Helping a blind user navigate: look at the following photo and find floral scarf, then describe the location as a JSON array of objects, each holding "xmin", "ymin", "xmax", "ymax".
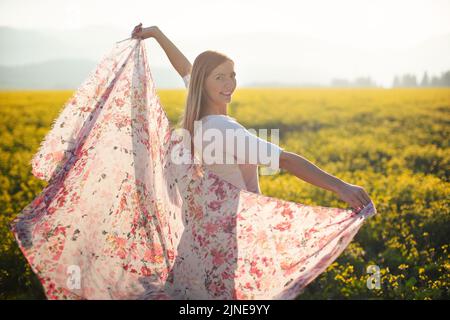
[{"xmin": 10, "ymin": 38, "xmax": 377, "ymax": 300}]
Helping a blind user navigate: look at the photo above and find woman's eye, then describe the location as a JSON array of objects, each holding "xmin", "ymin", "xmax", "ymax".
[{"xmin": 216, "ymin": 75, "xmax": 235, "ymax": 80}]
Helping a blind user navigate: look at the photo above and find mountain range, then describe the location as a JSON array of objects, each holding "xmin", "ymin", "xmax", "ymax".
[{"xmin": 1, "ymin": 26, "xmax": 449, "ymax": 89}]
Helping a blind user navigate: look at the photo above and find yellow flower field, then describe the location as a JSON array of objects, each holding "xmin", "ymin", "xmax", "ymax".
[{"xmin": 0, "ymin": 88, "xmax": 448, "ymax": 299}]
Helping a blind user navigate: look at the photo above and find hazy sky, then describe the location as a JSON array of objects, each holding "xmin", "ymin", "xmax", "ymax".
[
  {"xmin": 1, "ymin": 0, "xmax": 449, "ymax": 88},
  {"xmin": 2, "ymin": 0, "xmax": 450, "ymax": 50}
]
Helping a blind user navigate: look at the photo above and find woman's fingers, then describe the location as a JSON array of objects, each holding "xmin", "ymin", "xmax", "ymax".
[
  {"xmin": 131, "ymin": 23, "xmax": 143, "ymax": 38},
  {"xmin": 355, "ymin": 191, "xmax": 367, "ymax": 207},
  {"xmin": 337, "ymin": 182, "xmax": 372, "ymax": 210},
  {"xmin": 338, "ymin": 190, "xmax": 358, "ymax": 209},
  {"xmin": 352, "ymin": 187, "xmax": 370, "ymax": 208},
  {"xmin": 360, "ymin": 189, "xmax": 372, "ymax": 206},
  {"xmin": 132, "ymin": 32, "xmax": 143, "ymax": 39},
  {"xmin": 355, "ymin": 190, "xmax": 368, "ymax": 209},
  {"xmin": 346, "ymin": 194, "xmax": 361, "ymax": 210}
]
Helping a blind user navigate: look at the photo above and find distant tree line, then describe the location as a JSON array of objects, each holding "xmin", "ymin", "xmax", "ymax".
[
  {"xmin": 393, "ymin": 70, "xmax": 450, "ymax": 87},
  {"xmin": 330, "ymin": 70, "xmax": 450, "ymax": 88},
  {"xmin": 330, "ymin": 77, "xmax": 380, "ymax": 88}
]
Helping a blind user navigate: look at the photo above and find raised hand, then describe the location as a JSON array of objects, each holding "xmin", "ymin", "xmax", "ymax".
[{"xmin": 131, "ymin": 23, "xmax": 160, "ymax": 40}]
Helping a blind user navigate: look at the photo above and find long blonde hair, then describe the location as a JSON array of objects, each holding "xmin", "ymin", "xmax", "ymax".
[{"xmin": 177, "ymin": 50, "xmax": 234, "ymax": 155}]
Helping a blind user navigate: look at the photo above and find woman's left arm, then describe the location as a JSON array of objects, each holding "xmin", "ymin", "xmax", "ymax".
[{"xmin": 279, "ymin": 150, "xmax": 372, "ymax": 210}]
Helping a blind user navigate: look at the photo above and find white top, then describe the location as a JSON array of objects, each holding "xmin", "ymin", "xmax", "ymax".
[
  {"xmin": 182, "ymin": 73, "xmax": 191, "ymax": 88},
  {"xmin": 182, "ymin": 73, "xmax": 284, "ymax": 193}
]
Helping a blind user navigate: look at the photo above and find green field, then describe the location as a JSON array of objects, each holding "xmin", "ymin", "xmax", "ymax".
[{"xmin": 0, "ymin": 88, "xmax": 449, "ymax": 299}]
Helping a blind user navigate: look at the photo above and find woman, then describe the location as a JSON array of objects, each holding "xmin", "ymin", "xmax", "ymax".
[
  {"xmin": 131, "ymin": 24, "xmax": 372, "ymax": 211},
  {"xmin": 9, "ymin": 26, "xmax": 377, "ymax": 301}
]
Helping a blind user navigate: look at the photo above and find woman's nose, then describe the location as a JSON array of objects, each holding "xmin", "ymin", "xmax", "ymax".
[{"xmin": 224, "ymin": 81, "xmax": 234, "ymax": 91}]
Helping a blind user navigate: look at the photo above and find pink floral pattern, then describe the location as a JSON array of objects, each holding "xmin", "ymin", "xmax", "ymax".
[{"xmin": 10, "ymin": 38, "xmax": 377, "ymax": 300}]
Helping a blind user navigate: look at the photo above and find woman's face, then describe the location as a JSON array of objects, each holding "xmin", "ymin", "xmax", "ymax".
[{"xmin": 203, "ymin": 60, "xmax": 236, "ymax": 106}]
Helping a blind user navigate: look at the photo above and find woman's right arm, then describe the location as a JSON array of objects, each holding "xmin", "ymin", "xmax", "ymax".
[
  {"xmin": 133, "ymin": 25, "xmax": 192, "ymax": 78},
  {"xmin": 154, "ymin": 28, "xmax": 192, "ymax": 78}
]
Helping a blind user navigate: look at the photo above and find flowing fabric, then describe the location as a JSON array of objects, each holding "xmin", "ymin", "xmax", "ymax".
[{"xmin": 10, "ymin": 38, "xmax": 377, "ymax": 300}]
